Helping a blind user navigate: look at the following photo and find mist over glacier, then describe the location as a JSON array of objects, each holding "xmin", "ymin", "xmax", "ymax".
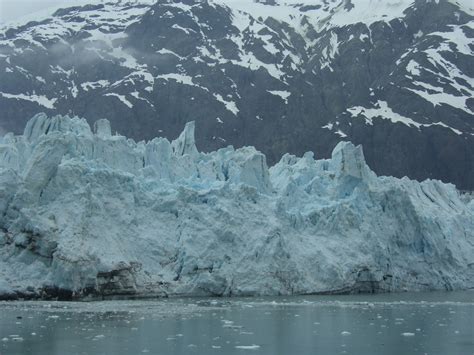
[{"xmin": 0, "ymin": 113, "xmax": 473, "ymax": 300}]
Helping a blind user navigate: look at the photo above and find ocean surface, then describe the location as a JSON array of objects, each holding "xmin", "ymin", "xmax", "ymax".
[{"xmin": 0, "ymin": 292, "xmax": 473, "ymax": 355}]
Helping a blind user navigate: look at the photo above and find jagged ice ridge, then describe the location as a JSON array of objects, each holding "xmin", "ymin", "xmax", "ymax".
[{"xmin": 0, "ymin": 114, "xmax": 473, "ymax": 299}]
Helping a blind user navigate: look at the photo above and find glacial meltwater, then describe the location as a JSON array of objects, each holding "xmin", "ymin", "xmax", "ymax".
[{"xmin": 0, "ymin": 292, "xmax": 473, "ymax": 355}]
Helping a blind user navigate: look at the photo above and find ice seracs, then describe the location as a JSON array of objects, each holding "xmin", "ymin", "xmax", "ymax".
[
  {"xmin": 0, "ymin": 114, "xmax": 473, "ymax": 299},
  {"xmin": 171, "ymin": 121, "xmax": 198, "ymax": 157},
  {"xmin": 94, "ymin": 119, "xmax": 112, "ymax": 138}
]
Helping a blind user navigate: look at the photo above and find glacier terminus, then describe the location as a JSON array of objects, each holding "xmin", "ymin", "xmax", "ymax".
[{"xmin": 0, "ymin": 114, "xmax": 473, "ymax": 300}]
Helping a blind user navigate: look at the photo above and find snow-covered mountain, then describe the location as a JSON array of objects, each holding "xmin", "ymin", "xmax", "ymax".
[
  {"xmin": 0, "ymin": 0, "xmax": 473, "ymax": 190},
  {"xmin": 0, "ymin": 114, "xmax": 473, "ymax": 299}
]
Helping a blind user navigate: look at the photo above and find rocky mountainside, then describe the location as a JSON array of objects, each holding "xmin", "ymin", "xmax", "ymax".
[
  {"xmin": 0, "ymin": 114, "xmax": 473, "ymax": 299},
  {"xmin": 0, "ymin": 0, "xmax": 473, "ymax": 189}
]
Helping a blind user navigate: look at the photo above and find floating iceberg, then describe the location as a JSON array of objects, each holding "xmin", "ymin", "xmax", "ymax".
[{"xmin": 0, "ymin": 113, "xmax": 473, "ymax": 299}]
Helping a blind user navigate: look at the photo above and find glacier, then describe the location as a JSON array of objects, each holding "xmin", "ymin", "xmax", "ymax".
[{"xmin": 0, "ymin": 113, "xmax": 473, "ymax": 300}]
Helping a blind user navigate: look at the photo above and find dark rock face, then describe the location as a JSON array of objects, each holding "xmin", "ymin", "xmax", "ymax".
[
  {"xmin": 0, "ymin": 0, "xmax": 473, "ymax": 189},
  {"xmin": 96, "ymin": 262, "xmax": 139, "ymax": 296}
]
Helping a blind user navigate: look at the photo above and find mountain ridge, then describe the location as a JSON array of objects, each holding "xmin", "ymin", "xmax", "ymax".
[{"xmin": 0, "ymin": 0, "xmax": 473, "ymax": 188}]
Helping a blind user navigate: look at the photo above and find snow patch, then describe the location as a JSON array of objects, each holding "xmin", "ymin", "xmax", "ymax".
[
  {"xmin": 267, "ymin": 90, "xmax": 291, "ymax": 104},
  {"xmin": 104, "ymin": 93, "xmax": 133, "ymax": 108},
  {"xmin": 214, "ymin": 94, "xmax": 239, "ymax": 115},
  {"xmin": 0, "ymin": 92, "xmax": 56, "ymax": 109},
  {"xmin": 347, "ymin": 100, "xmax": 463, "ymax": 135}
]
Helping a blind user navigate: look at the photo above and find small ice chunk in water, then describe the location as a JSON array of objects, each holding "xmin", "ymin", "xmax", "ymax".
[
  {"xmin": 401, "ymin": 332, "xmax": 415, "ymax": 337},
  {"xmin": 341, "ymin": 331, "xmax": 351, "ymax": 336},
  {"xmin": 1, "ymin": 337, "xmax": 9, "ymax": 342},
  {"xmin": 235, "ymin": 345, "xmax": 260, "ymax": 350},
  {"xmin": 12, "ymin": 337, "xmax": 24, "ymax": 342}
]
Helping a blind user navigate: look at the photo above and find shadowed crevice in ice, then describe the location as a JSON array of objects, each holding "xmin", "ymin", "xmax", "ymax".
[{"xmin": 0, "ymin": 113, "xmax": 473, "ymax": 300}]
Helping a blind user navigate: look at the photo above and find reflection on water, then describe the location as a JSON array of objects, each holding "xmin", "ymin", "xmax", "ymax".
[{"xmin": 0, "ymin": 292, "xmax": 473, "ymax": 355}]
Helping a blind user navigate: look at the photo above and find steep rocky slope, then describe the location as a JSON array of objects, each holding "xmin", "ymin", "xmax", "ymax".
[{"xmin": 0, "ymin": 0, "xmax": 473, "ymax": 189}]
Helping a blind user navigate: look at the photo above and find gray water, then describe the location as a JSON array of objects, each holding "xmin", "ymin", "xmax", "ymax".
[{"xmin": 0, "ymin": 292, "xmax": 473, "ymax": 355}]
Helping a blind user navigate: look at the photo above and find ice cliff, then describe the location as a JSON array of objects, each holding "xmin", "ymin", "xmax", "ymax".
[{"xmin": 0, "ymin": 114, "xmax": 473, "ymax": 300}]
